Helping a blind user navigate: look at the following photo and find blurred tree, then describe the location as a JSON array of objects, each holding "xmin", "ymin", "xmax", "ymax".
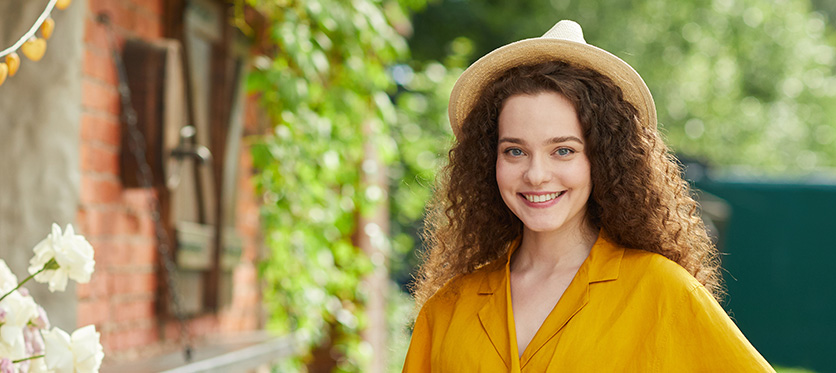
[{"xmin": 409, "ymin": 0, "xmax": 836, "ymax": 175}]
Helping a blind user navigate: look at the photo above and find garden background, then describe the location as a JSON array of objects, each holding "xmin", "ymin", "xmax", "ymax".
[
  {"xmin": 244, "ymin": 0, "xmax": 836, "ymax": 371},
  {"xmin": 1, "ymin": 0, "xmax": 834, "ymax": 372}
]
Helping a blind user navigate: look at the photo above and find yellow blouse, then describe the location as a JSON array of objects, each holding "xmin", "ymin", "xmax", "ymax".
[{"xmin": 403, "ymin": 233, "xmax": 774, "ymax": 372}]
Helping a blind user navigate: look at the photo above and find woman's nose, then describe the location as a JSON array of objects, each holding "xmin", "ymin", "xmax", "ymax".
[{"xmin": 523, "ymin": 156, "xmax": 552, "ymax": 185}]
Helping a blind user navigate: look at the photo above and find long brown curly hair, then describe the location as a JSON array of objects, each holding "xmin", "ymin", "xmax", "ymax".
[{"xmin": 412, "ymin": 61, "xmax": 722, "ymax": 307}]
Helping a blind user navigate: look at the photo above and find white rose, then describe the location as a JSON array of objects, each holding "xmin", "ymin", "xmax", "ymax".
[
  {"xmin": 0, "ymin": 340, "xmax": 24, "ymax": 367},
  {"xmin": 27, "ymin": 357, "xmax": 49, "ymax": 373},
  {"xmin": 43, "ymin": 325, "xmax": 104, "ymax": 373},
  {"xmin": 0, "ymin": 260, "xmax": 17, "ymax": 294},
  {"xmin": 0, "ymin": 290, "xmax": 38, "ymax": 360},
  {"xmin": 28, "ymin": 224, "xmax": 95, "ymax": 292}
]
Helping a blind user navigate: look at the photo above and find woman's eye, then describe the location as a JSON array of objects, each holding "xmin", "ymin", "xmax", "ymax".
[
  {"xmin": 556, "ymin": 148, "xmax": 574, "ymax": 156},
  {"xmin": 506, "ymin": 148, "xmax": 524, "ymax": 156}
]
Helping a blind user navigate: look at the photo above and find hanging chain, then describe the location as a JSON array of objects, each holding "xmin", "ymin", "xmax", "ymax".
[{"xmin": 96, "ymin": 13, "xmax": 193, "ymax": 362}]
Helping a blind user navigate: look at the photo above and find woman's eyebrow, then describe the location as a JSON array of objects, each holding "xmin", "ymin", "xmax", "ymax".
[
  {"xmin": 547, "ymin": 136, "xmax": 584, "ymax": 145},
  {"xmin": 498, "ymin": 137, "xmax": 525, "ymax": 145},
  {"xmin": 498, "ymin": 136, "xmax": 584, "ymax": 145}
]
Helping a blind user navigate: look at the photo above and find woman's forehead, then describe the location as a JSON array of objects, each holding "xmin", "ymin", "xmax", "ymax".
[{"xmin": 497, "ymin": 92, "xmax": 583, "ymax": 141}]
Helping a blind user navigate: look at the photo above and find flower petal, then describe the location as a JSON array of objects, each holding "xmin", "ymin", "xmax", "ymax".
[
  {"xmin": 43, "ymin": 327, "xmax": 73, "ymax": 373},
  {"xmin": 71, "ymin": 325, "xmax": 103, "ymax": 373}
]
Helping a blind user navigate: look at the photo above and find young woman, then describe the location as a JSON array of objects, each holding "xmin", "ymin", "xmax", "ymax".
[{"xmin": 403, "ymin": 20, "xmax": 773, "ymax": 372}]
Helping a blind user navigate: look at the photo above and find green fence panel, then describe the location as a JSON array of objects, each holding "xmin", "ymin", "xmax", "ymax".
[{"xmin": 696, "ymin": 180, "xmax": 836, "ymax": 373}]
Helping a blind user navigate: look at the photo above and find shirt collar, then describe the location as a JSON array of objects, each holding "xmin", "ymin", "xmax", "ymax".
[{"xmin": 478, "ymin": 230, "xmax": 624, "ymax": 294}]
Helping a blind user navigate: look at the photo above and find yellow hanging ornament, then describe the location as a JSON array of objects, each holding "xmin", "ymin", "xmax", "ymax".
[
  {"xmin": 21, "ymin": 37, "xmax": 47, "ymax": 61},
  {"xmin": 6, "ymin": 53, "xmax": 20, "ymax": 76},
  {"xmin": 56, "ymin": 0, "xmax": 72, "ymax": 10},
  {"xmin": 41, "ymin": 17, "xmax": 55, "ymax": 40},
  {"xmin": 0, "ymin": 63, "xmax": 8, "ymax": 86}
]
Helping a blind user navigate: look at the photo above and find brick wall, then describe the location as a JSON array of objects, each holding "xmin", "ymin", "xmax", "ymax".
[{"xmin": 76, "ymin": 0, "xmax": 263, "ymax": 363}]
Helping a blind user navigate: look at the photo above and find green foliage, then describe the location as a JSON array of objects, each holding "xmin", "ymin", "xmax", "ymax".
[
  {"xmin": 409, "ymin": 0, "xmax": 836, "ymax": 175},
  {"xmin": 386, "ymin": 61, "xmax": 460, "ymax": 287},
  {"xmin": 234, "ymin": 0, "xmax": 459, "ymax": 370},
  {"xmin": 237, "ymin": 0, "xmax": 412, "ymax": 370}
]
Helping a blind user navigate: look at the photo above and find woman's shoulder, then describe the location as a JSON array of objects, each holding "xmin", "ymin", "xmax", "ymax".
[
  {"xmin": 618, "ymin": 247, "xmax": 704, "ymax": 294},
  {"xmin": 421, "ymin": 255, "xmax": 506, "ymax": 312}
]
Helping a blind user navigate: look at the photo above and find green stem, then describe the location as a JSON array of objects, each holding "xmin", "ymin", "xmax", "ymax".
[
  {"xmin": 0, "ymin": 258, "xmax": 57, "ymax": 302},
  {"xmin": 12, "ymin": 354, "xmax": 44, "ymax": 363}
]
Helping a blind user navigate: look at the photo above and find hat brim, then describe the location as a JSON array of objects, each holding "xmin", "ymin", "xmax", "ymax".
[{"xmin": 448, "ymin": 38, "xmax": 657, "ymax": 137}]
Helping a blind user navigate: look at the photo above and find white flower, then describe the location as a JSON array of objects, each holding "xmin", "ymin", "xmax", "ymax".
[
  {"xmin": 28, "ymin": 224, "xmax": 95, "ymax": 292},
  {"xmin": 0, "ymin": 260, "xmax": 18, "ymax": 294},
  {"xmin": 0, "ymin": 290, "xmax": 38, "ymax": 360},
  {"xmin": 43, "ymin": 326, "xmax": 103, "ymax": 373},
  {"xmin": 27, "ymin": 357, "xmax": 49, "ymax": 373},
  {"xmin": 0, "ymin": 340, "xmax": 23, "ymax": 367}
]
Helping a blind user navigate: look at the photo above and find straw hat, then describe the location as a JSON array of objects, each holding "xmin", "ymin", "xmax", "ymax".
[{"xmin": 448, "ymin": 20, "xmax": 657, "ymax": 137}]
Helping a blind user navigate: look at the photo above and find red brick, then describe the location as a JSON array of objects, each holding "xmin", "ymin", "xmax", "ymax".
[
  {"xmin": 76, "ymin": 208, "xmax": 90, "ymax": 236},
  {"xmin": 114, "ymin": 299, "xmax": 155, "ymax": 323},
  {"xmin": 81, "ymin": 113, "xmax": 121, "ymax": 147},
  {"xmin": 134, "ymin": 12, "xmax": 161, "ymax": 40},
  {"xmin": 90, "ymin": 238, "xmax": 119, "ymax": 268},
  {"xmin": 81, "ymin": 208, "xmax": 122, "ymax": 237},
  {"xmin": 105, "ymin": 323, "xmax": 159, "ymax": 351},
  {"xmin": 164, "ymin": 315, "xmax": 218, "ymax": 340},
  {"xmin": 129, "ymin": 241, "xmax": 157, "ymax": 265},
  {"xmin": 84, "ymin": 17, "xmax": 109, "ymax": 53},
  {"xmin": 78, "ymin": 271, "xmax": 110, "ymax": 299},
  {"xmin": 111, "ymin": 272, "xmax": 157, "ymax": 296},
  {"xmin": 77, "ymin": 282, "xmax": 91, "ymax": 299},
  {"xmin": 83, "ymin": 48, "xmax": 118, "ymax": 86},
  {"xmin": 89, "ymin": 0, "xmax": 134, "ymax": 32},
  {"xmin": 124, "ymin": 325, "xmax": 158, "ymax": 349},
  {"xmin": 87, "ymin": 0, "xmax": 119, "ymax": 22},
  {"xmin": 135, "ymin": 0, "xmax": 163, "ymax": 17},
  {"xmin": 101, "ymin": 329, "xmax": 118, "ymax": 351},
  {"xmin": 108, "ymin": 241, "xmax": 131, "ymax": 266},
  {"xmin": 122, "ymin": 189, "xmax": 152, "ymax": 212},
  {"xmin": 80, "ymin": 144, "xmax": 120, "ymax": 175},
  {"xmin": 137, "ymin": 215, "xmax": 156, "ymax": 238},
  {"xmin": 194, "ymin": 314, "xmax": 219, "ymax": 334},
  {"xmin": 82, "ymin": 79, "xmax": 120, "ymax": 117},
  {"xmin": 80, "ymin": 176, "xmax": 123, "ymax": 204},
  {"xmin": 104, "ymin": 329, "xmax": 126, "ymax": 351},
  {"xmin": 77, "ymin": 299, "xmax": 110, "ymax": 326},
  {"xmin": 118, "ymin": 210, "xmax": 142, "ymax": 236}
]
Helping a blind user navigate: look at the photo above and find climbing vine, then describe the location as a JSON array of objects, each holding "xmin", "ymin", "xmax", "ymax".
[{"xmin": 232, "ymin": 0, "xmax": 453, "ymax": 371}]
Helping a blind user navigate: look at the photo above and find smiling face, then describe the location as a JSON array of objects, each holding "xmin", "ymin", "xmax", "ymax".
[{"xmin": 495, "ymin": 92, "xmax": 592, "ymax": 237}]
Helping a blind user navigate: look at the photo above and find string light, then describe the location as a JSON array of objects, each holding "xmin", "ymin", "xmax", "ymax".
[{"xmin": 0, "ymin": 0, "xmax": 72, "ymax": 86}]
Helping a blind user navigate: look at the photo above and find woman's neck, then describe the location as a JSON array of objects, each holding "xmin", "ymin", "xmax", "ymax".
[{"xmin": 511, "ymin": 218, "xmax": 598, "ymax": 273}]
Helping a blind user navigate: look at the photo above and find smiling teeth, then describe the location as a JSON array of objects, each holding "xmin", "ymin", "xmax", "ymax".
[{"xmin": 524, "ymin": 192, "xmax": 562, "ymax": 203}]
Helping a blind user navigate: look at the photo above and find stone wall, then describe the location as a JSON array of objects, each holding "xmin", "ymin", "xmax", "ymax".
[{"xmin": 0, "ymin": 0, "xmax": 87, "ymax": 331}]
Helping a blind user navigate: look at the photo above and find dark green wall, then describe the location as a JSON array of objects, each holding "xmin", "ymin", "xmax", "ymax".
[{"xmin": 697, "ymin": 180, "xmax": 836, "ymax": 372}]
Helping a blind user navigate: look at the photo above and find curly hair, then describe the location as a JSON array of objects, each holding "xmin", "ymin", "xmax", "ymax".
[{"xmin": 412, "ymin": 61, "xmax": 722, "ymax": 307}]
